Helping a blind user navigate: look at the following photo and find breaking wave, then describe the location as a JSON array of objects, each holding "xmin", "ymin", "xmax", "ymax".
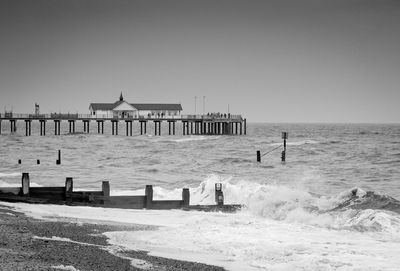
[{"xmin": 126, "ymin": 175, "xmax": 400, "ymax": 234}]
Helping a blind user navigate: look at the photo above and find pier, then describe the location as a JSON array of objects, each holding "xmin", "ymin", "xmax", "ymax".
[{"xmin": 0, "ymin": 113, "xmax": 246, "ymax": 136}]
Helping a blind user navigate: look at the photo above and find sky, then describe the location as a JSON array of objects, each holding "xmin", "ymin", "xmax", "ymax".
[{"xmin": 0, "ymin": 0, "xmax": 399, "ymax": 123}]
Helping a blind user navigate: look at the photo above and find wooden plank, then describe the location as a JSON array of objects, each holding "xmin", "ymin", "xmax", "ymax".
[
  {"xmin": 106, "ymin": 196, "xmax": 146, "ymax": 209},
  {"xmin": 151, "ymin": 200, "xmax": 184, "ymax": 209},
  {"xmin": 30, "ymin": 187, "xmax": 65, "ymax": 193},
  {"xmin": 0, "ymin": 187, "xmax": 21, "ymax": 195}
]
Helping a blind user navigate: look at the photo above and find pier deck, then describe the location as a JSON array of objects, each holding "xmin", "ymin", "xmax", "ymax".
[{"xmin": 0, "ymin": 113, "xmax": 246, "ymax": 136}]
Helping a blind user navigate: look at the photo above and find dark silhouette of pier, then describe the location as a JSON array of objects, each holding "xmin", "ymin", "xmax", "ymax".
[{"xmin": 0, "ymin": 113, "xmax": 247, "ymax": 136}]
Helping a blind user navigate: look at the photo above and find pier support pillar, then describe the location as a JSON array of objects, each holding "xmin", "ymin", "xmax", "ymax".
[
  {"xmin": 0, "ymin": 120, "xmax": 1, "ymax": 135},
  {"xmin": 83, "ymin": 120, "xmax": 90, "ymax": 133},
  {"xmin": 68, "ymin": 120, "xmax": 75, "ymax": 134},
  {"xmin": 54, "ymin": 120, "xmax": 61, "ymax": 135},
  {"xmin": 10, "ymin": 120, "xmax": 16, "ymax": 133},
  {"xmin": 97, "ymin": 120, "xmax": 104, "ymax": 134},
  {"xmin": 244, "ymin": 118, "xmax": 247, "ymax": 135},
  {"xmin": 154, "ymin": 121, "xmax": 161, "ymax": 136},
  {"xmin": 40, "ymin": 120, "xmax": 46, "ymax": 136},
  {"xmin": 111, "ymin": 120, "xmax": 118, "ymax": 135},
  {"xmin": 24, "ymin": 120, "xmax": 31, "ymax": 136},
  {"xmin": 140, "ymin": 121, "xmax": 147, "ymax": 135},
  {"xmin": 182, "ymin": 121, "xmax": 187, "ymax": 135},
  {"xmin": 125, "ymin": 121, "xmax": 133, "ymax": 136}
]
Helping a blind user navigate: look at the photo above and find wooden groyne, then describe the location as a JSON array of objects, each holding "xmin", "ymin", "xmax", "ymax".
[
  {"xmin": 0, "ymin": 113, "xmax": 246, "ymax": 136},
  {"xmin": 0, "ymin": 173, "xmax": 242, "ymax": 212}
]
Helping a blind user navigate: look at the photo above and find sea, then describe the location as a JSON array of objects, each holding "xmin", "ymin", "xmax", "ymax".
[{"xmin": 1, "ymin": 122, "xmax": 400, "ymax": 270}]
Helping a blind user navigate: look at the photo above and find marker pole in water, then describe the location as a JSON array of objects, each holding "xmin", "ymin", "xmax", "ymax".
[
  {"xmin": 257, "ymin": 150, "xmax": 261, "ymax": 162},
  {"xmin": 282, "ymin": 132, "xmax": 288, "ymax": 162},
  {"xmin": 56, "ymin": 150, "xmax": 61, "ymax": 165}
]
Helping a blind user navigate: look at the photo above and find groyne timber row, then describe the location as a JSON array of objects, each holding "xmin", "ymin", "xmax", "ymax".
[
  {"xmin": 0, "ymin": 113, "xmax": 246, "ymax": 136},
  {"xmin": 0, "ymin": 173, "xmax": 242, "ymax": 212}
]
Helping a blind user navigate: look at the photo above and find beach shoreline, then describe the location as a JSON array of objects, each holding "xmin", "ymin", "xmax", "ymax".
[{"xmin": 0, "ymin": 204, "xmax": 225, "ymax": 271}]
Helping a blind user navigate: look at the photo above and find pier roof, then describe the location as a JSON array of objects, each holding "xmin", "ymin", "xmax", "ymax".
[
  {"xmin": 89, "ymin": 102, "xmax": 182, "ymax": 111},
  {"xmin": 131, "ymin": 103, "xmax": 182, "ymax": 111}
]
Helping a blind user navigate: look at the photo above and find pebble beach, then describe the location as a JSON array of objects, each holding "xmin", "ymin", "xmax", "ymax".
[{"xmin": 0, "ymin": 204, "xmax": 225, "ymax": 271}]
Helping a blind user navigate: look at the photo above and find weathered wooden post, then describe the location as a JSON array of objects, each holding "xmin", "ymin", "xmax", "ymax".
[
  {"xmin": 21, "ymin": 173, "xmax": 30, "ymax": 197},
  {"xmin": 65, "ymin": 177, "xmax": 73, "ymax": 202},
  {"xmin": 145, "ymin": 185, "xmax": 153, "ymax": 209},
  {"xmin": 37, "ymin": 159, "xmax": 40, "ymax": 164},
  {"xmin": 215, "ymin": 183, "xmax": 224, "ymax": 206},
  {"xmin": 102, "ymin": 181, "xmax": 110, "ymax": 205},
  {"xmin": 56, "ymin": 150, "xmax": 61, "ymax": 165},
  {"xmin": 282, "ymin": 132, "xmax": 288, "ymax": 162},
  {"xmin": 18, "ymin": 159, "xmax": 21, "ymax": 164},
  {"xmin": 257, "ymin": 150, "xmax": 261, "ymax": 162},
  {"xmin": 182, "ymin": 188, "xmax": 190, "ymax": 206},
  {"xmin": 102, "ymin": 181, "xmax": 110, "ymax": 197}
]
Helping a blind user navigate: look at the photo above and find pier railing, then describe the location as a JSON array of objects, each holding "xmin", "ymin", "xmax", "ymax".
[{"xmin": 0, "ymin": 113, "xmax": 243, "ymax": 121}]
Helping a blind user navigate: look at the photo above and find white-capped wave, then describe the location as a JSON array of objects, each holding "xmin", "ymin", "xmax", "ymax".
[
  {"xmin": 172, "ymin": 136, "xmax": 220, "ymax": 143},
  {"xmin": 0, "ymin": 172, "xmax": 20, "ymax": 178},
  {"xmin": 269, "ymin": 140, "xmax": 319, "ymax": 147}
]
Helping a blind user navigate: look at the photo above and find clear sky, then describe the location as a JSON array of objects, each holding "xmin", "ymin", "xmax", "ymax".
[{"xmin": 1, "ymin": 0, "xmax": 399, "ymax": 123}]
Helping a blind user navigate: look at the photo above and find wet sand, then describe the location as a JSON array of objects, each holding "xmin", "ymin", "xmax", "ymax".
[{"xmin": 0, "ymin": 204, "xmax": 225, "ymax": 271}]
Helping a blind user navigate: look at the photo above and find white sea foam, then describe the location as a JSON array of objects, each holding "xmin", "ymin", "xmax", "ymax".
[
  {"xmin": 2, "ymin": 177, "xmax": 400, "ymax": 270},
  {"xmin": 2, "ymin": 201, "xmax": 399, "ymax": 271},
  {"xmin": 51, "ymin": 265, "xmax": 80, "ymax": 271},
  {"xmin": 172, "ymin": 135, "xmax": 220, "ymax": 143},
  {"xmin": 269, "ymin": 140, "xmax": 319, "ymax": 147},
  {"xmin": 0, "ymin": 172, "xmax": 21, "ymax": 178}
]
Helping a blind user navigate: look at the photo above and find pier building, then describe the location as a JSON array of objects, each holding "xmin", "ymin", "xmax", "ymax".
[{"xmin": 89, "ymin": 93, "xmax": 182, "ymax": 119}]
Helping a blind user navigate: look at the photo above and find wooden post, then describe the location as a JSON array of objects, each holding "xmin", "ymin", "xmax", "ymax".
[
  {"xmin": 145, "ymin": 185, "xmax": 153, "ymax": 209},
  {"xmin": 173, "ymin": 121, "xmax": 176, "ymax": 135},
  {"xmin": 215, "ymin": 183, "xmax": 224, "ymax": 206},
  {"xmin": 18, "ymin": 159, "xmax": 21, "ymax": 164},
  {"xmin": 182, "ymin": 188, "xmax": 190, "ymax": 206},
  {"xmin": 244, "ymin": 118, "xmax": 247, "ymax": 135},
  {"xmin": 21, "ymin": 173, "xmax": 30, "ymax": 197},
  {"xmin": 65, "ymin": 177, "xmax": 73, "ymax": 202},
  {"xmin": 102, "ymin": 181, "xmax": 110, "ymax": 197},
  {"xmin": 56, "ymin": 149, "xmax": 61, "ymax": 165},
  {"xmin": 37, "ymin": 159, "xmax": 40, "ymax": 164},
  {"xmin": 257, "ymin": 150, "xmax": 261, "ymax": 162}
]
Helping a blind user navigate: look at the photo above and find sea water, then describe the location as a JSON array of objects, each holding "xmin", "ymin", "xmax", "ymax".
[{"xmin": 1, "ymin": 123, "xmax": 400, "ymax": 270}]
